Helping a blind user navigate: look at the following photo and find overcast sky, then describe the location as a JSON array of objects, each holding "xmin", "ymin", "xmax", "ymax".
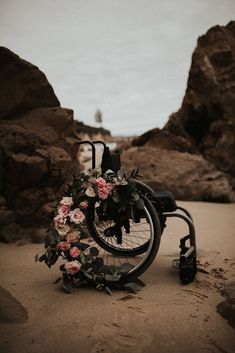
[{"xmin": 1, "ymin": 0, "xmax": 234, "ymax": 136}]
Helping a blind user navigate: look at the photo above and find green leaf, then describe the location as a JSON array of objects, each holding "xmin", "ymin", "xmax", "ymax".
[
  {"xmin": 105, "ymin": 286, "xmax": 113, "ymax": 296},
  {"xmin": 79, "ymin": 251, "xmax": 86, "ymax": 265},
  {"xmin": 93, "ymin": 257, "xmax": 104, "ymax": 268},
  {"xmin": 131, "ymin": 191, "xmax": 140, "ymax": 202},
  {"xmin": 119, "ymin": 179, "xmax": 128, "ymax": 186},
  {"xmin": 105, "ymin": 169, "xmax": 115, "ymax": 175},
  {"xmin": 62, "ymin": 282, "xmax": 73, "ymax": 294},
  {"xmin": 112, "ymin": 193, "xmax": 120, "ymax": 203},
  {"xmin": 105, "ymin": 274, "xmax": 121, "ymax": 282},
  {"xmin": 108, "ymin": 265, "xmax": 118, "ymax": 275},
  {"xmin": 135, "ymin": 198, "xmax": 145, "ymax": 210},
  {"xmin": 39, "ymin": 254, "xmax": 46, "ymax": 262},
  {"xmin": 53, "ymin": 277, "xmax": 62, "ymax": 284},
  {"xmin": 82, "ymin": 271, "xmax": 93, "ymax": 280},
  {"xmin": 117, "ymin": 263, "xmax": 135, "ymax": 274},
  {"xmin": 123, "ymin": 282, "xmax": 142, "ymax": 293},
  {"xmin": 90, "ymin": 247, "xmax": 99, "ymax": 257}
]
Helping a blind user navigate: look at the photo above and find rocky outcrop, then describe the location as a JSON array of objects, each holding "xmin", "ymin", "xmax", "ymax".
[
  {"xmin": 122, "ymin": 22, "xmax": 235, "ymax": 202},
  {"xmin": 0, "ymin": 286, "xmax": 28, "ymax": 323},
  {"xmin": 0, "ymin": 47, "xmax": 60, "ymax": 119},
  {"xmin": 75, "ymin": 121, "xmax": 111, "ymax": 139},
  {"xmin": 132, "ymin": 128, "xmax": 196, "ymax": 153},
  {"xmin": 0, "ymin": 48, "xmax": 80, "ymax": 243},
  {"xmin": 122, "ymin": 146, "xmax": 233, "ymax": 202},
  {"xmin": 217, "ymin": 282, "xmax": 235, "ymax": 329},
  {"xmin": 164, "ymin": 21, "xmax": 235, "ymax": 179}
]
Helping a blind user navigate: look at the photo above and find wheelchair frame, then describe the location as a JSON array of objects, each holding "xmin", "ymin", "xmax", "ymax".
[{"xmin": 77, "ymin": 140, "xmax": 197, "ymax": 284}]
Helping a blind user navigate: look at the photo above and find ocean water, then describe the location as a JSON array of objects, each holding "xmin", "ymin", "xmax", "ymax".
[{"xmin": 1, "ymin": 0, "xmax": 234, "ymax": 136}]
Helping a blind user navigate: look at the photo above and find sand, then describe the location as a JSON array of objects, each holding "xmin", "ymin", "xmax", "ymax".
[{"xmin": 0, "ymin": 201, "xmax": 235, "ymax": 353}]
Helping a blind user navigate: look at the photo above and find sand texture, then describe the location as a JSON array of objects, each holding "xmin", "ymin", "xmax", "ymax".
[{"xmin": 0, "ymin": 201, "xmax": 235, "ymax": 353}]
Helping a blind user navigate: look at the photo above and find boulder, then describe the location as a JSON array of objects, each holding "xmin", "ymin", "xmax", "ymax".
[
  {"xmin": 132, "ymin": 127, "xmax": 196, "ymax": 153},
  {"xmin": 123, "ymin": 22, "xmax": 235, "ymax": 201},
  {"xmin": 217, "ymin": 282, "xmax": 235, "ymax": 329},
  {"xmin": 0, "ymin": 286, "xmax": 28, "ymax": 323},
  {"xmin": 0, "ymin": 47, "xmax": 59, "ymax": 119},
  {"xmin": 121, "ymin": 146, "xmax": 234, "ymax": 202},
  {"xmin": 0, "ymin": 47, "xmax": 80, "ymax": 242},
  {"xmin": 164, "ymin": 21, "xmax": 235, "ymax": 179}
]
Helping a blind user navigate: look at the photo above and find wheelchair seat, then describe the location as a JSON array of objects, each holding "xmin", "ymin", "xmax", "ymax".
[{"xmin": 152, "ymin": 191, "xmax": 177, "ymax": 212}]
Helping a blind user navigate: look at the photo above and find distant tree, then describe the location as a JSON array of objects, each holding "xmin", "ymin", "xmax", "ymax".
[{"xmin": 95, "ymin": 109, "xmax": 103, "ymax": 127}]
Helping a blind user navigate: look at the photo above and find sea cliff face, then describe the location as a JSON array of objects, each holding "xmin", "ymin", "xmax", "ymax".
[{"xmin": 122, "ymin": 22, "xmax": 235, "ymax": 202}]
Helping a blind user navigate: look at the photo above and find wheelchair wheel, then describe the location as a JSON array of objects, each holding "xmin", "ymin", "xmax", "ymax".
[{"xmin": 86, "ymin": 196, "xmax": 161, "ymax": 279}]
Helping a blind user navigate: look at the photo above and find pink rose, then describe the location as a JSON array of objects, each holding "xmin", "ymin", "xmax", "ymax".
[
  {"xmin": 70, "ymin": 247, "xmax": 81, "ymax": 258},
  {"xmin": 98, "ymin": 189, "xmax": 109, "ymax": 200},
  {"xmin": 96, "ymin": 177, "xmax": 114, "ymax": 200},
  {"xmin": 67, "ymin": 231, "xmax": 80, "ymax": 244},
  {"xmin": 60, "ymin": 197, "xmax": 73, "ymax": 207},
  {"xmin": 98, "ymin": 185, "xmax": 114, "ymax": 200},
  {"xmin": 79, "ymin": 200, "xmax": 89, "ymax": 209},
  {"xmin": 65, "ymin": 260, "xmax": 81, "ymax": 275},
  {"xmin": 96, "ymin": 177, "xmax": 106, "ymax": 188},
  {"xmin": 56, "ymin": 241, "xmax": 71, "ymax": 251},
  {"xmin": 58, "ymin": 205, "xmax": 70, "ymax": 217},
  {"xmin": 54, "ymin": 214, "xmax": 66, "ymax": 226},
  {"xmin": 106, "ymin": 183, "xmax": 114, "ymax": 192},
  {"xmin": 69, "ymin": 208, "xmax": 85, "ymax": 224},
  {"xmin": 55, "ymin": 223, "xmax": 70, "ymax": 236}
]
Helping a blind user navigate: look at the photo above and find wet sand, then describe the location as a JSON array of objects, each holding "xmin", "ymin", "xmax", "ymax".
[{"xmin": 0, "ymin": 201, "xmax": 235, "ymax": 353}]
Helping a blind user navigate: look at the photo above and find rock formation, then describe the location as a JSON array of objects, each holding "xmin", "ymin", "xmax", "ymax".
[
  {"xmin": 217, "ymin": 281, "xmax": 235, "ymax": 329},
  {"xmin": 75, "ymin": 121, "xmax": 111, "ymax": 140},
  {"xmin": 164, "ymin": 21, "xmax": 235, "ymax": 180},
  {"xmin": 0, "ymin": 47, "xmax": 80, "ymax": 242},
  {"xmin": 122, "ymin": 22, "xmax": 235, "ymax": 202}
]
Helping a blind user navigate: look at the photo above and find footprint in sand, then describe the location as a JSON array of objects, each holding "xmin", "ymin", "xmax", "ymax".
[
  {"xmin": 229, "ymin": 262, "xmax": 235, "ymax": 269},
  {"xmin": 90, "ymin": 310, "xmax": 153, "ymax": 353}
]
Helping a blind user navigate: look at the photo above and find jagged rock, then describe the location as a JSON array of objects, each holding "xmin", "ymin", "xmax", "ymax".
[
  {"xmin": 0, "ymin": 195, "xmax": 6, "ymax": 207},
  {"xmin": 0, "ymin": 48, "xmax": 80, "ymax": 242},
  {"xmin": 122, "ymin": 146, "xmax": 234, "ymax": 202},
  {"xmin": 0, "ymin": 207, "xmax": 15, "ymax": 226},
  {"xmin": 164, "ymin": 21, "xmax": 235, "ymax": 179},
  {"xmin": 75, "ymin": 121, "xmax": 111, "ymax": 138},
  {"xmin": 0, "ymin": 47, "xmax": 59, "ymax": 119},
  {"xmin": 7, "ymin": 153, "xmax": 48, "ymax": 188},
  {"xmin": 132, "ymin": 128, "xmax": 196, "ymax": 153},
  {"xmin": 0, "ymin": 286, "xmax": 28, "ymax": 323},
  {"xmin": 123, "ymin": 22, "xmax": 235, "ymax": 202},
  {"xmin": 0, "ymin": 223, "xmax": 22, "ymax": 243},
  {"xmin": 217, "ymin": 282, "xmax": 235, "ymax": 329},
  {"xmin": 30, "ymin": 227, "xmax": 47, "ymax": 243}
]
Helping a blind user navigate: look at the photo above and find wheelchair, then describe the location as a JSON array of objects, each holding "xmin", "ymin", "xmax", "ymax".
[{"xmin": 78, "ymin": 140, "xmax": 197, "ymax": 285}]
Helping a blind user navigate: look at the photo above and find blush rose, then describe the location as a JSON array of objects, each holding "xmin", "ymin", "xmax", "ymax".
[
  {"xmin": 56, "ymin": 241, "xmax": 71, "ymax": 251},
  {"xmin": 69, "ymin": 208, "xmax": 85, "ymax": 224},
  {"xmin": 70, "ymin": 247, "xmax": 81, "ymax": 258},
  {"xmin": 60, "ymin": 196, "xmax": 73, "ymax": 207},
  {"xmin": 64, "ymin": 260, "xmax": 81, "ymax": 275},
  {"xmin": 66, "ymin": 231, "xmax": 80, "ymax": 244}
]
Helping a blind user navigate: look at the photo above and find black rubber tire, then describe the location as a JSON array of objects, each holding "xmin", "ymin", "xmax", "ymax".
[{"xmin": 86, "ymin": 196, "xmax": 162, "ymax": 279}]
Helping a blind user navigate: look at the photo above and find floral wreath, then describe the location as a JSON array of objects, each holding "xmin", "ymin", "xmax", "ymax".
[{"xmin": 36, "ymin": 169, "xmax": 145, "ymax": 294}]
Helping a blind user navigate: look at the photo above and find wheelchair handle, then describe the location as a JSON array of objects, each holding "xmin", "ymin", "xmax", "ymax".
[
  {"xmin": 77, "ymin": 140, "xmax": 108, "ymax": 169},
  {"xmin": 77, "ymin": 140, "xmax": 97, "ymax": 169}
]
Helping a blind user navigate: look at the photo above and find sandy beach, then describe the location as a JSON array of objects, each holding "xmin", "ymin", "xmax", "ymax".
[{"xmin": 0, "ymin": 201, "xmax": 235, "ymax": 353}]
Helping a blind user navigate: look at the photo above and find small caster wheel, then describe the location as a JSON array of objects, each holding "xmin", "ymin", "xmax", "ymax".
[
  {"xmin": 179, "ymin": 267, "xmax": 196, "ymax": 284},
  {"xmin": 179, "ymin": 257, "xmax": 197, "ymax": 284}
]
